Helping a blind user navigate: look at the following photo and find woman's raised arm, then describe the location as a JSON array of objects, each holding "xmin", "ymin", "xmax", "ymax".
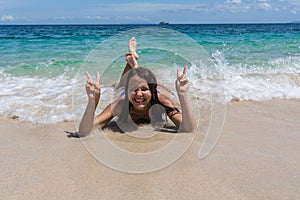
[
  {"xmin": 78, "ymin": 71, "xmax": 101, "ymax": 136},
  {"xmin": 175, "ymin": 66, "xmax": 197, "ymax": 132}
]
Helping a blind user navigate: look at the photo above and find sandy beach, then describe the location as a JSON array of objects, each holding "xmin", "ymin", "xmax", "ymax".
[{"xmin": 1, "ymin": 99, "xmax": 300, "ymax": 199}]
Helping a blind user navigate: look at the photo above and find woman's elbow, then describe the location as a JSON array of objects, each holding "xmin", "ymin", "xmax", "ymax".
[
  {"xmin": 78, "ymin": 128, "xmax": 91, "ymax": 137},
  {"xmin": 186, "ymin": 126, "xmax": 196, "ymax": 132},
  {"xmin": 180, "ymin": 126, "xmax": 196, "ymax": 133},
  {"xmin": 179, "ymin": 121, "xmax": 197, "ymax": 132}
]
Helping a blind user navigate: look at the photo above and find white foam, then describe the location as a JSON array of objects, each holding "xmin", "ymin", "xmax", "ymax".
[
  {"xmin": 191, "ymin": 50, "xmax": 300, "ymax": 102},
  {"xmin": 0, "ymin": 69, "xmax": 75, "ymax": 123}
]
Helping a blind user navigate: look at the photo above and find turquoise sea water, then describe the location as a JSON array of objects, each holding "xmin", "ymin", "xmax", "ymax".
[{"xmin": 0, "ymin": 24, "xmax": 299, "ymax": 123}]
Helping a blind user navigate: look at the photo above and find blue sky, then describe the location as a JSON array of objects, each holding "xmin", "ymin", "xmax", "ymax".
[{"xmin": 0, "ymin": 0, "xmax": 299, "ymax": 24}]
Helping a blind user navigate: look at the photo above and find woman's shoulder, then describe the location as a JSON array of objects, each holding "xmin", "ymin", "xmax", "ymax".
[
  {"xmin": 158, "ymin": 93, "xmax": 179, "ymax": 108},
  {"xmin": 111, "ymin": 95, "xmax": 126, "ymax": 115}
]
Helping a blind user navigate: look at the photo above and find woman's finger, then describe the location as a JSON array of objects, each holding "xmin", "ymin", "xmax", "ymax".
[
  {"xmin": 85, "ymin": 71, "xmax": 92, "ymax": 81},
  {"xmin": 177, "ymin": 68, "xmax": 184, "ymax": 80},
  {"xmin": 183, "ymin": 66, "xmax": 187, "ymax": 77},
  {"xmin": 177, "ymin": 67, "xmax": 188, "ymax": 79},
  {"xmin": 96, "ymin": 71, "xmax": 100, "ymax": 83}
]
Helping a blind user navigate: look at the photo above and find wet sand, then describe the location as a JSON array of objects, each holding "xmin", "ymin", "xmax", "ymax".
[{"xmin": 1, "ymin": 99, "xmax": 300, "ymax": 199}]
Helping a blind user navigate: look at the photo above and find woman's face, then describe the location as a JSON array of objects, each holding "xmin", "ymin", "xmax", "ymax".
[{"xmin": 127, "ymin": 75, "xmax": 152, "ymax": 111}]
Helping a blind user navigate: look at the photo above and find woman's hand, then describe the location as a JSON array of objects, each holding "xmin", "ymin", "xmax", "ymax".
[
  {"xmin": 176, "ymin": 66, "xmax": 190, "ymax": 96},
  {"xmin": 85, "ymin": 71, "xmax": 100, "ymax": 101}
]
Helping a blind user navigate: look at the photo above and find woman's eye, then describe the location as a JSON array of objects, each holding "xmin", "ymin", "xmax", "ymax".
[{"xmin": 129, "ymin": 86, "xmax": 149, "ymax": 93}]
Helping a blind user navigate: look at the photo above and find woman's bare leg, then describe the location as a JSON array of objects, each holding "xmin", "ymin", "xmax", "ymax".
[
  {"xmin": 128, "ymin": 37, "xmax": 139, "ymax": 60},
  {"xmin": 117, "ymin": 37, "xmax": 139, "ymax": 88}
]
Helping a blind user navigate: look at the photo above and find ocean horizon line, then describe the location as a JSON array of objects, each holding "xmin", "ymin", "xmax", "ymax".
[{"xmin": 0, "ymin": 22, "xmax": 299, "ymax": 26}]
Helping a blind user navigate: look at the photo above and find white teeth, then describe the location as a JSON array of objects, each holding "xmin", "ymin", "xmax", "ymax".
[{"xmin": 135, "ymin": 98, "xmax": 144, "ymax": 103}]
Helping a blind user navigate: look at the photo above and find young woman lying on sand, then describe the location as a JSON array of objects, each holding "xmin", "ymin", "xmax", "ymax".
[{"xmin": 79, "ymin": 37, "xmax": 196, "ymax": 136}]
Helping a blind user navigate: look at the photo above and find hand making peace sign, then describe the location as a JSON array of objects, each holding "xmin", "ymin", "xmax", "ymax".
[
  {"xmin": 85, "ymin": 71, "xmax": 101, "ymax": 101},
  {"xmin": 176, "ymin": 66, "xmax": 190, "ymax": 96}
]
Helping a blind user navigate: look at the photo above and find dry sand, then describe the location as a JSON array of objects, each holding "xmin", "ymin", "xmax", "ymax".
[{"xmin": 1, "ymin": 99, "xmax": 300, "ymax": 199}]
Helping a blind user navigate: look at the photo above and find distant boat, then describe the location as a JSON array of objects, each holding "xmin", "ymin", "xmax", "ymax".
[{"xmin": 159, "ymin": 21, "xmax": 169, "ymax": 25}]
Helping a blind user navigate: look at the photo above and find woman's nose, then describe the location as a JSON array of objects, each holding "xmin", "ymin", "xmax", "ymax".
[{"xmin": 136, "ymin": 90, "xmax": 142, "ymax": 96}]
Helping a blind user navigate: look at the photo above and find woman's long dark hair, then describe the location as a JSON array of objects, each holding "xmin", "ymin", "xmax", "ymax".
[{"xmin": 118, "ymin": 67, "xmax": 176, "ymax": 125}]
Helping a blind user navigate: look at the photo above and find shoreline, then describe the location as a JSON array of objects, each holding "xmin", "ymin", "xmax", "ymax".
[
  {"xmin": 3, "ymin": 98, "xmax": 300, "ymax": 125},
  {"xmin": 1, "ymin": 99, "xmax": 299, "ymax": 199}
]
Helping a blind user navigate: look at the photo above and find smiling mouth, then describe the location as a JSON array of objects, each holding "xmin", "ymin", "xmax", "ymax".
[{"xmin": 134, "ymin": 98, "xmax": 145, "ymax": 104}]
